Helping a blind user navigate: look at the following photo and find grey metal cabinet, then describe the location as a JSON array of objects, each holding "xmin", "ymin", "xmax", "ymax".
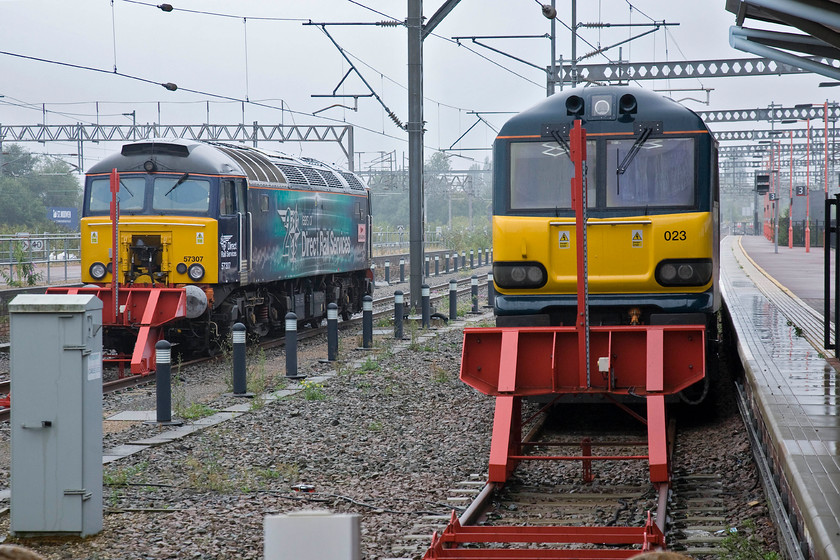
[{"xmin": 9, "ymin": 294, "xmax": 103, "ymax": 537}]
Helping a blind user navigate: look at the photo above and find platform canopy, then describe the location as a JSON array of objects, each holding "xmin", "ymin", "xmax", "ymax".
[{"xmin": 727, "ymin": 0, "xmax": 840, "ymax": 82}]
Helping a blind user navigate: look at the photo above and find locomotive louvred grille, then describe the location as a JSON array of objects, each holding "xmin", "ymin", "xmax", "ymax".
[
  {"xmin": 277, "ymin": 164, "xmax": 309, "ymax": 185},
  {"xmin": 340, "ymin": 172, "xmax": 366, "ymax": 190},
  {"xmin": 319, "ymin": 170, "xmax": 344, "ymax": 189},
  {"xmin": 299, "ymin": 166, "xmax": 327, "ymax": 187}
]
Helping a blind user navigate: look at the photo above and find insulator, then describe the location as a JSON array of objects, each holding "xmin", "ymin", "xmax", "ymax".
[
  {"xmin": 584, "ymin": 22, "xmax": 610, "ymax": 27},
  {"xmin": 377, "ymin": 20, "xmax": 404, "ymax": 27},
  {"xmin": 388, "ymin": 111, "xmax": 406, "ymax": 130}
]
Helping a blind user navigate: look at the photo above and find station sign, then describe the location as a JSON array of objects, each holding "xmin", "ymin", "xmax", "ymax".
[
  {"xmin": 795, "ymin": 185, "xmax": 807, "ymax": 196},
  {"xmin": 48, "ymin": 206, "xmax": 79, "ymax": 228}
]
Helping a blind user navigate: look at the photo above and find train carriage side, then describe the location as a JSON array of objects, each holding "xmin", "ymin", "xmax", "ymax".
[{"xmin": 491, "ymin": 86, "xmax": 720, "ymax": 331}]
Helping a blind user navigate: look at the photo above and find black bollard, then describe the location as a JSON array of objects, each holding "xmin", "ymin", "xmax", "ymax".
[
  {"xmin": 486, "ymin": 272, "xmax": 496, "ymax": 308},
  {"xmin": 471, "ymin": 275, "xmax": 479, "ymax": 313},
  {"xmin": 470, "ymin": 249, "xmax": 475, "ymax": 269},
  {"xmin": 478, "ymin": 249, "xmax": 482, "ymax": 267},
  {"xmin": 453, "ymin": 252, "xmax": 459, "ymax": 272},
  {"xmin": 422, "ymin": 283, "xmax": 431, "ymax": 329},
  {"xmin": 461, "ymin": 251, "xmax": 467, "ymax": 270},
  {"xmin": 449, "ymin": 279, "xmax": 458, "ymax": 321},
  {"xmin": 486, "ymin": 248, "xmax": 491, "ymax": 264},
  {"xmin": 434, "ymin": 255, "xmax": 440, "ymax": 276},
  {"xmin": 425, "ymin": 256, "xmax": 430, "ymax": 278},
  {"xmin": 285, "ymin": 312, "xmax": 304, "ymax": 379},
  {"xmin": 384, "ymin": 260, "xmax": 390, "ymax": 285},
  {"xmin": 155, "ymin": 340, "xmax": 178, "ymax": 424},
  {"xmin": 327, "ymin": 303, "xmax": 338, "ymax": 361},
  {"xmin": 394, "ymin": 290, "xmax": 405, "ymax": 340},
  {"xmin": 362, "ymin": 295, "xmax": 373, "ymax": 349},
  {"xmin": 399, "ymin": 258, "xmax": 405, "ymax": 283},
  {"xmin": 232, "ymin": 322, "xmax": 247, "ymax": 395},
  {"xmin": 445, "ymin": 253, "xmax": 450, "ymax": 274}
]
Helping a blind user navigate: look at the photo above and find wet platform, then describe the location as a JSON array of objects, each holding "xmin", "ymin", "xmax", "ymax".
[{"xmin": 722, "ymin": 235, "xmax": 840, "ymax": 560}]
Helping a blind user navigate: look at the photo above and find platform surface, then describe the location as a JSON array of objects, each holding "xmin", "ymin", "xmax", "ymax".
[{"xmin": 723, "ymin": 234, "xmax": 840, "ymax": 560}]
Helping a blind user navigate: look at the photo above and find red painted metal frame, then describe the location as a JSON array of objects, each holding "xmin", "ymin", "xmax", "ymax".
[
  {"xmin": 46, "ymin": 285, "xmax": 187, "ymax": 376},
  {"xmin": 424, "ymin": 511, "xmax": 665, "ymax": 559}
]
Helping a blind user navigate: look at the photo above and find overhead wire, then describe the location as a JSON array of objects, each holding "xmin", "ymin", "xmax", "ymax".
[
  {"xmin": 1, "ymin": 0, "xmax": 552, "ymax": 160},
  {"xmin": 118, "ymin": 0, "xmax": 309, "ymax": 21}
]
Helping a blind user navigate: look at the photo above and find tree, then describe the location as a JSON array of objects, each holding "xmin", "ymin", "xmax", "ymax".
[{"xmin": 0, "ymin": 144, "xmax": 81, "ymax": 232}]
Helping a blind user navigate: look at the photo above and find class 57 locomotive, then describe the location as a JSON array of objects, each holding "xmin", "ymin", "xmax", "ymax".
[{"xmin": 49, "ymin": 138, "xmax": 372, "ymax": 375}]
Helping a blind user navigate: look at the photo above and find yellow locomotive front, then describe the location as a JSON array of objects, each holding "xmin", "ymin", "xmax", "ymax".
[
  {"xmin": 492, "ymin": 87, "xmax": 719, "ymax": 328},
  {"xmin": 81, "ymin": 171, "xmax": 219, "ymax": 287}
]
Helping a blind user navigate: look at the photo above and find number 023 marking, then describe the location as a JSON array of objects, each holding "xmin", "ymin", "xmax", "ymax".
[{"xmin": 664, "ymin": 230, "xmax": 686, "ymax": 241}]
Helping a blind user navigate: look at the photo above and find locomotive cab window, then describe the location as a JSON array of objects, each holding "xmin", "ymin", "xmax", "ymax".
[
  {"xmin": 219, "ymin": 180, "xmax": 236, "ymax": 215},
  {"xmin": 87, "ymin": 176, "xmax": 146, "ymax": 213},
  {"xmin": 153, "ymin": 176, "xmax": 211, "ymax": 213},
  {"xmin": 606, "ymin": 137, "xmax": 695, "ymax": 208},
  {"xmin": 509, "ymin": 141, "xmax": 596, "ymax": 210}
]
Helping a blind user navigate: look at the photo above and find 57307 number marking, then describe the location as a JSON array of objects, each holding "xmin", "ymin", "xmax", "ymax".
[
  {"xmin": 184, "ymin": 256, "xmax": 203, "ymax": 262},
  {"xmin": 664, "ymin": 230, "xmax": 686, "ymax": 241}
]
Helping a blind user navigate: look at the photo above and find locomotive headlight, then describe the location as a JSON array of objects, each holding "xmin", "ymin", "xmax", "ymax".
[
  {"xmin": 176, "ymin": 262, "xmax": 188, "ymax": 275},
  {"xmin": 90, "ymin": 261, "xmax": 108, "ymax": 280},
  {"xmin": 655, "ymin": 259, "xmax": 713, "ymax": 287},
  {"xmin": 677, "ymin": 265, "xmax": 694, "ymax": 280},
  {"xmin": 510, "ymin": 267, "xmax": 527, "ymax": 282},
  {"xmin": 187, "ymin": 263, "xmax": 205, "ymax": 281},
  {"xmin": 659, "ymin": 264, "xmax": 677, "ymax": 282},
  {"xmin": 493, "ymin": 262, "xmax": 547, "ymax": 289}
]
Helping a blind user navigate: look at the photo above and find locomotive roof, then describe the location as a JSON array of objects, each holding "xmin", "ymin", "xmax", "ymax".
[
  {"xmin": 498, "ymin": 85, "xmax": 710, "ymax": 138},
  {"xmin": 87, "ymin": 138, "xmax": 368, "ymax": 192}
]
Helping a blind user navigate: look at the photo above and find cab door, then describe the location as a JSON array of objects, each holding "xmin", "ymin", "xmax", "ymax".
[
  {"xmin": 217, "ymin": 178, "xmax": 250, "ymax": 284},
  {"xmin": 236, "ymin": 179, "xmax": 251, "ymax": 284}
]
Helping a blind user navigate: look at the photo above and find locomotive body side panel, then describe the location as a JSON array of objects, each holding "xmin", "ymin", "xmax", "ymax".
[{"xmin": 248, "ymin": 187, "xmax": 369, "ymax": 283}]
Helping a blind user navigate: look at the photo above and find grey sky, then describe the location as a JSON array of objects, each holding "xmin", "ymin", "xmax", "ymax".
[{"xmin": 0, "ymin": 0, "xmax": 831, "ymax": 172}]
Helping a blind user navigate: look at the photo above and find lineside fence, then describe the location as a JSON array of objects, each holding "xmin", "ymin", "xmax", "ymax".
[{"xmin": 0, "ymin": 233, "xmax": 82, "ymax": 286}]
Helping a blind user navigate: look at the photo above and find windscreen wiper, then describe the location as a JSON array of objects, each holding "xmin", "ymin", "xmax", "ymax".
[
  {"xmin": 616, "ymin": 127, "xmax": 652, "ymax": 176},
  {"xmin": 164, "ymin": 172, "xmax": 190, "ymax": 197}
]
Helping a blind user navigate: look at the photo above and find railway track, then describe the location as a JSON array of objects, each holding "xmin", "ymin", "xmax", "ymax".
[
  {"xmin": 0, "ymin": 272, "xmax": 489, "ymax": 423},
  {"xmin": 402, "ymin": 387, "xmax": 786, "ymax": 558}
]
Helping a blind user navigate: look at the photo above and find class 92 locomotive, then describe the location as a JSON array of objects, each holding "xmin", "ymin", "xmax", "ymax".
[
  {"xmin": 79, "ymin": 138, "xmax": 372, "ymax": 356},
  {"xmin": 491, "ymin": 86, "xmax": 719, "ymax": 334}
]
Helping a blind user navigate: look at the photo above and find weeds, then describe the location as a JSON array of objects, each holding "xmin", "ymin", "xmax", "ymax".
[
  {"xmin": 178, "ymin": 402, "xmax": 217, "ymax": 420},
  {"xmin": 103, "ymin": 461, "xmax": 148, "ymax": 487},
  {"xmin": 719, "ymin": 522, "xmax": 780, "ymax": 560},
  {"xmin": 0, "ymin": 240, "xmax": 43, "ymax": 287},
  {"xmin": 359, "ymin": 356, "xmax": 380, "ymax": 373},
  {"xmin": 430, "ymin": 361, "xmax": 449, "ymax": 383},
  {"xmin": 301, "ymin": 380, "xmax": 327, "ymax": 401}
]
